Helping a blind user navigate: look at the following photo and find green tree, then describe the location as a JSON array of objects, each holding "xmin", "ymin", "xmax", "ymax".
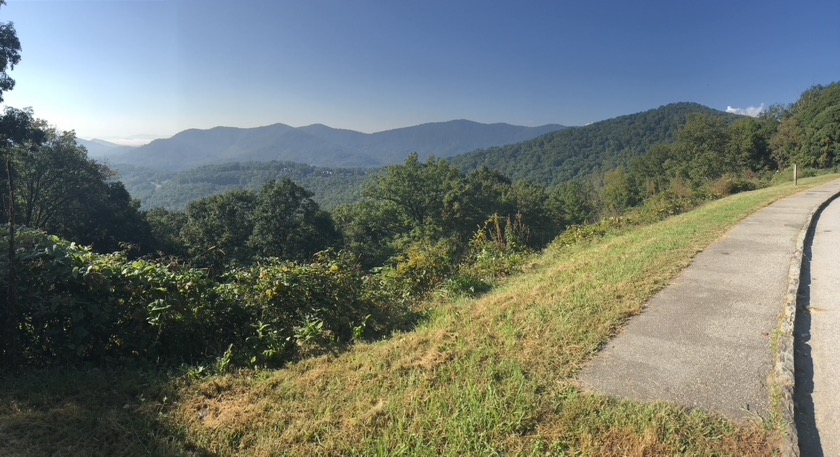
[
  {"xmin": 503, "ymin": 182, "xmax": 556, "ymax": 247},
  {"xmin": 0, "ymin": 126, "xmax": 154, "ymax": 253},
  {"xmin": 672, "ymin": 113, "xmax": 732, "ymax": 183},
  {"xmin": 181, "ymin": 190, "xmax": 257, "ymax": 272},
  {"xmin": 769, "ymin": 83, "xmax": 840, "ymax": 169},
  {"xmin": 770, "ymin": 117, "xmax": 802, "ymax": 169},
  {"xmin": 547, "ymin": 181, "xmax": 596, "ymax": 227},
  {"xmin": 363, "ymin": 153, "xmax": 461, "ymax": 233},
  {"xmin": 726, "ymin": 117, "xmax": 775, "ymax": 172},
  {"xmin": 441, "ymin": 166, "xmax": 511, "ymax": 239},
  {"xmin": 629, "ymin": 144, "xmax": 675, "ymax": 197},
  {"xmin": 248, "ymin": 178, "xmax": 340, "ymax": 262},
  {"xmin": 599, "ymin": 167, "xmax": 638, "ymax": 216},
  {"xmin": 0, "ymin": 0, "xmax": 20, "ymax": 102},
  {"xmin": 0, "ymin": 108, "xmax": 41, "ymax": 366},
  {"xmin": 145, "ymin": 208, "xmax": 188, "ymax": 256},
  {"xmin": 334, "ymin": 201, "xmax": 406, "ymax": 269}
]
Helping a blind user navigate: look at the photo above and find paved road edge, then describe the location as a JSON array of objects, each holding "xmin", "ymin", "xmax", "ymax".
[{"xmin": 775, "ymin": 179, "xmax": 840, "ymax": 457}]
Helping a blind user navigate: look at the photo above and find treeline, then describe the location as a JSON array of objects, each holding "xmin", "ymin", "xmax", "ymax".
[{"xmin": 1, "ymin": 82, "xmax": 838, "ymax": 369}]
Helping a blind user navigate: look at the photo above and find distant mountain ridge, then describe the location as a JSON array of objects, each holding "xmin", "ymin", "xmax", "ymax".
[
  {"xmin": 88, "ymin": 120, "xmax": 566, "ymax": 171},
  {"xmin": 77, "ymin": 138, "xmax": 134, "ymax": 159}
]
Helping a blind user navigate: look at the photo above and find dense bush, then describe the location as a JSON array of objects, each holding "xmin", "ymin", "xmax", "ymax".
[
  {"xmin": 1, "ymin": 228, "xmax": 232, "ymax": 365},
  {"xmin": 0, "ymin": 228, "xmax": 413, "ymax": 368},
  {"xmin": 215, "ymin": 251, "xmax": 410, "ymax": 365}
]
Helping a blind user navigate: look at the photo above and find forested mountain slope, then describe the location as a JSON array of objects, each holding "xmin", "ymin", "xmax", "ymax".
[{"xmin": 450, "ymin": 103, "xmax": 743, "ymax": 186}]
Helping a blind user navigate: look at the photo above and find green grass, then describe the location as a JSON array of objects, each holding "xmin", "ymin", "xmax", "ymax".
[{"xmin": 2, "ymin": 175, "xmax": 837, "ymax": 456}]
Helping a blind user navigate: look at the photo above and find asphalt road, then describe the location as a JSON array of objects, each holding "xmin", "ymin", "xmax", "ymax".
[
  {"xmin": 579, "ymin": 179, "xmax": 840, "ymax": 422},
  {"xmin": 796, "ymin": 193, "xmax": 840, "ymax": 456}
]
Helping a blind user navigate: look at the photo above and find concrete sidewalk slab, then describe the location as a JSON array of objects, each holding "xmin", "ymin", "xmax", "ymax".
[{"xmin": 578, "ymin": 179, "xmax": 840, "ymax": 422}]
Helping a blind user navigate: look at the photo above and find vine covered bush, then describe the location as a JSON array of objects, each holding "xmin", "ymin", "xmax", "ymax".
[{"xmin": 1, "ymin": 228, "xmax": 414, "ymax": 368}]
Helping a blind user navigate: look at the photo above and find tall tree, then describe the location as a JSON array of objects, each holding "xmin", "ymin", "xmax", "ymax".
[
  {"xmin": 363, "ymin": 153, "xmax": 461, "ymax": 232},
  {"xmin": 181, "ymin": 190, "xmax": 257, "ymax": 273},
  {"xmin": 0, "ymin": 109, "xmax": 42, "ymax": 366},
  {"xmin": 726, "ymin": 117, "xmax": 775, "ymax": 172},
  {"xmin": 671, "ymin": 114, "xmax": 733, "ymax": 183},
  {"xmin": 248, "ymin": 178, "xmax": 340, "ymax": 262},
  {"xmin": 0, "ymin": 0, "xmax": 23, "ymax": 365},
  {"xmin": 0, "ymin": 126, "xmax": 154, "ymax": 253},
  {"xmin": 0, "ymin": 0, "xmax": 19, "ymax": 102}
]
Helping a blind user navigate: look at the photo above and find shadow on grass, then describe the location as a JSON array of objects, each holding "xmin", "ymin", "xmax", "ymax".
[{"xmin": 0, "ymin": 365, "xmax": 212, "ymax": 457}]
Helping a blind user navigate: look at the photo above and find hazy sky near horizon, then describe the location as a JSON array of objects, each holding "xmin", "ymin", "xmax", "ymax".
[{"xmin": 1, "ymin": 0, "xmax": 838, "ymax": 144}]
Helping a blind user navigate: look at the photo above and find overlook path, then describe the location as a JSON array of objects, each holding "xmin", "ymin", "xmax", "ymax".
[{"xmin": 579, "ymin": 178, "xmax": 840, "ymax": 422}]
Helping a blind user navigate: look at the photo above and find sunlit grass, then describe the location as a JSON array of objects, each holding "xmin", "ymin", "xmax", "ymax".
[
  {"xmin": 160, "ymin": 175, "xmax": 835, "ymax": 456},
  {"xmin": 2, "ymin": 175, "xmax": 836, "ymax": 456}
]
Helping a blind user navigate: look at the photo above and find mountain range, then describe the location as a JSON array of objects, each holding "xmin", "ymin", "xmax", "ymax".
[
  {"xmin": 109, "ymin": 102, "xmax": 745, "ymax": 212},
  {"xmin": 85, "ymin": 120, "xmax": 566, "ymax": 171}
]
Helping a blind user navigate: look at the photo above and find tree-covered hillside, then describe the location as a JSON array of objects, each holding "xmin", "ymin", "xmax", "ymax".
[
  {"xmin": 450, "ymin": 102, "xmax": 743, "ymax": 186},
  {"xmin": 115, "ymin": 161, "xmax": 373, "ymax": 211}
]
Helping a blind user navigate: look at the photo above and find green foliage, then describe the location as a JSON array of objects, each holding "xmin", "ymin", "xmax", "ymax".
[
  {"xmin": 375, "ymin": 238, "xmax": 459, "ymax": 301},
  {"xmin": 216, "ymin": 251, "xmax": 393, "ymax": 365},
  {"xmin": 0, "ymin": 121, "xmax": 154, "ymax": 253},
  {"xmin": 342, "ymin": 155, "xmax": 562, "ymax": 270},
  {"xmin": 333, "ymin": 200, "xmax": 406, "ymax": 269},
  {"xmin": 115, "ymin": 161, "xmax": 372, "ymax": 212},
  {"xmin": 727, "ymin": 117, "xmax": 775, "ymax": 172},
  {"xmin": 0, "ymin": 3, "xmax": 20, "ymax": 102},
  {"xmin": 1, "ymin": 228, "xmax": 413, "ymax": 368},
  {"xmin": 461, "ymin": 214, "xmax": 531, "ymax": 280},
  {"xmin": 770, "ymin": 83, "xmax": 840, "ymax": 169},
  {"xmin": 451, "ymin": 102, "xmax": 741, "ymax": 187},
  {"xmin": 547, "ymin": 181, "xmax": 597, "ymax": 227},
  {"xmin": 363, "ymin": 153, "xmax": 462, "ymax": 231},
  {"xmin": 2, "ymin": 227, "xmax": 232, "ymax": 365},
  {"xmin": 144, "ymin": 207, "xmax": 188, "ymax": 256},
  {"xmin": 248, "ymin": 178, "xmax": 340, "ymax": 262},
  {"xmin": 599, "ymin": 167, "xmax": 639, "ymax": 216},
  {"xmin": 707, "ymin": 174, "xmax": 758, "ymax": 199},
  {"xmin": 181, "ymin": 190, "xmax": 257, "ymax": 272},
  {"xmin": 670, "ymin": 113, "xmax": 735, "ymax": 184}
]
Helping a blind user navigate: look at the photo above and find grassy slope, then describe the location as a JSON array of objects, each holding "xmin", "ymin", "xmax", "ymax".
[{"xmin": 2, "ymin": 175, "xmax": 836, "ymax": 456}]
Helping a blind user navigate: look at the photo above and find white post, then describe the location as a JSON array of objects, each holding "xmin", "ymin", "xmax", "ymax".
[{"xmin": 794, "ymin": 163, "xmax": 798, "ymax": 186}]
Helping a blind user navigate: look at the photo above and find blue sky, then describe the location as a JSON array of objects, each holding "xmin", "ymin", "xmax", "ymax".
[{"xmin": 1, "ymin": 0, "xmax": 838, "ymax": 144}]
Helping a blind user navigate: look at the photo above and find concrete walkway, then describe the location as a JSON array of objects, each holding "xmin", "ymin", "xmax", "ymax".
[
  {"xmin": 796, "ymin": 195, "xmax": 840, "ymax": 456},
  {"xmin": 579, "ymin": 178, "xmax": 840, "ymax": 422}
]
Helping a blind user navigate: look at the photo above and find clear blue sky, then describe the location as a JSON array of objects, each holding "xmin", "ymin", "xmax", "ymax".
[{"xmin": 2, "ymin": 0, "xmax": 838, "ymax": 144}]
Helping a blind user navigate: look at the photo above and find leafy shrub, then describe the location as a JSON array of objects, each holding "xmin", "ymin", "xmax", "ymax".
[
  {"xmin": 461, "ymin": 214, "xmax": 530, "ymax": 280},
  {"xmin": 1, "ymin": 229, "xmax": 413, "ymax": 368},
  {"xmin": 216, "ymin": 251, "xmax": 385, "ymax": 366},
  {"xmin": 375, "ymin": 238, "xmax": 458, "ymax": 301},
  {"xmin": 708, "ymin": 174, "xmax": 758, "ymax": 198},
  {"xmin": 443, "ymin": 274, "xmax": 492, "ymax": 298},
  {"xmin": 1, "ymin": 227, "xmax": 236, "ymax": 365}
]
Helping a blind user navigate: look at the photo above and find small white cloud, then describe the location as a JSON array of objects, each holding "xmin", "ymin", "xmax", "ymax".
[{"xmin": 725, "ymin": 103, "xmax": 765, "ymax": 117}]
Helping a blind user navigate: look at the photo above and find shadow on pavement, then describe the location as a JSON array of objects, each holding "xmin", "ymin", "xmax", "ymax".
[{"xmin": 794, "ymin": 210, "xmax": 823, "ymax": 457}]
